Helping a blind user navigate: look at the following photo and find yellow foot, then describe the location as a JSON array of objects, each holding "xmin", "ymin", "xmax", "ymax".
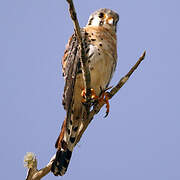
[
  {"xmin": 99, "ymin": 91, "xmax": 110, "ymax": 118},
  {"xmin": 81, "ymin": 88, "xmax": 111, "ymax": 117},
  {"xmin": 81, "ymin": 88, "xmax": 99, "ymax": 103},
  {"xmin": 81, "ymin": 89, "xmax": 86, "ymax": 103}
]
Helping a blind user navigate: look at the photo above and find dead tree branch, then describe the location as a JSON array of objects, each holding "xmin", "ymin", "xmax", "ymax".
[
  {"xmin": 75, "ymin": 51, "xmax": 146, "ymax": 145},
  {"xmin": 24, "ymin": 153, "xmax": 55, "ymax": 180},
  {"xmin": 66, "ymin": 0, "xmax": 92, "ymax": 116},
  {"xmin": 24, "ymin": 0, "xmax": 146, "ymax": 179}
]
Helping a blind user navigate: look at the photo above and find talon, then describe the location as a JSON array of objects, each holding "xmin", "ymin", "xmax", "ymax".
[
  {"xmin": 104, "ymin": 93, "xmax": 110, "ymax": 117},
  {"xmin": 81, "ymin": 88, "xmax": 99, "ymax": 103},
  {"xmin": 104, "ymin": 111, "xmax": 109, "ymax": 118},
  {"xmin": 81, "ymin": 88, "xmax": 111, "ymax": 117},
  {"xmin": 99, "ymin": 86, "xmax": 113, "ymax": 97},
  {"xmin": 81, "ymin": 89, "xmax": 86, "ymax": 103},
  {"xmin": 104, "ymin": 86, "xmax": 113, "ymax": 91},
  {"xmin": 90, "ymin": 88, "xmax": 99, "ymax": 100},
  {"xmin": 81, "ymin": 89, "xmax": 86, "ymax": 98},
  {"xmin": 99, "ymin": 91, "xmax": 110, "ymax": 118}
]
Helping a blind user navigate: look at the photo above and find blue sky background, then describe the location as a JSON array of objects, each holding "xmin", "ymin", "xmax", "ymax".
[{"xmin": 1, "ymin": 0, "xmax": 180, "ymax": 179}]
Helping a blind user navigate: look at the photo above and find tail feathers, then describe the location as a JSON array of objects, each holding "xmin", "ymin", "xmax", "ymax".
[
  {"xmin": 51, "ymin": 148, "xmax": 72, "ymax": 176},
  {"xmin": 51, "ymin": 112, "xmax": 81, "ymax": 176}
]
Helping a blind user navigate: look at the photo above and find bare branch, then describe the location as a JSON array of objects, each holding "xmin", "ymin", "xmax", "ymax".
[
  {"xmin": 75, "ymin": 51, "xmax": 146, "ymax": 145},
  {"xmin": 109, "ymin": 51, "xmax": 146, "ymax": 98},
  {"xmin": 25, "ymin": 153, "xmax": 55, "ymax": 180},
  {"xmin": 66, "ymin": 0, "xmax": 92, "ymax": 115}
]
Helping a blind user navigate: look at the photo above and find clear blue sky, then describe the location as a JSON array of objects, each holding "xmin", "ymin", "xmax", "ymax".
[{"xmin": 1, "ymin": 0, "xmax": 180, "ymax": 179}]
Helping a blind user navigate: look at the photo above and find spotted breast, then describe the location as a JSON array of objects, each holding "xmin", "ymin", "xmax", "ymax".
[{"xmin": 51, "ymin": 8, "xmax": 119, "ymax": 176}]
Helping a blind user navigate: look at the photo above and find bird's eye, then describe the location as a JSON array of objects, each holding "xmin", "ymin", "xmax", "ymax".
[{"xmin": 98, "ymin": 12, "xmax": 104, "ymax": 18}]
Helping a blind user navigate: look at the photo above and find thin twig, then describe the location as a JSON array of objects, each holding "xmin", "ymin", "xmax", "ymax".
[
  {"xmin": 109, "ymin": 51, "xmax": 146, "ymax": 98},
  {"xmin": 75, "ymin": 51, "xmax": 146, "ymax": 145},
  {"xmin": 25, "ymin": 154, "xmax": 55, "ymax": 180},
  {"xmin": 66, "ymin": 0, "xmax": 92, "ymax": 115}
]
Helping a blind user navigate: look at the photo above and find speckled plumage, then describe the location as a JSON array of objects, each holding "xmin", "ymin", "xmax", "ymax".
[{"xmin": 51, "ymin": 8, "xmax": 119, "ymax": 176}]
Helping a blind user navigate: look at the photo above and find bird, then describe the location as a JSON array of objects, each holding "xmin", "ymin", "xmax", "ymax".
[{"xmin": 51, "ymin": 8, "xmax": 119, "ymax": 176}]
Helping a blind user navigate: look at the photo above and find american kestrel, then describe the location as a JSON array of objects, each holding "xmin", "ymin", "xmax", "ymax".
[{"xmin": 51, "ymin": 8, "xmax": 119, "ymax": 176}]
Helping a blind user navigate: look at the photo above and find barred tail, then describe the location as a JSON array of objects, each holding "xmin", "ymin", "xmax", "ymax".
[
  {"xmin": 51, "ymin": 116, "xmax": 80, "ymax": 176},
  {"xmin": 51, "ymin": 148, "xmax": 72, "ymax": 176}
]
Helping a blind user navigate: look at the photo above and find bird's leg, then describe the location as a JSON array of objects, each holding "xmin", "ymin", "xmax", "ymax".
[
  {"xmin": 99, "ymin": 91, "xmax": 110, "ymax": 118},
  {"xmin": 81, "ymin": 87, "xmax": 111, "ymax": 117},
  {"xmin": 81, "ymin": 88, "xmax": 99, "ymax": 103},
  {"xmin": 81, "ymin": 89, "xmax": 86, "ymax": 103},
  {"xmin": 90, "ymin": 88, "xmax": 99, "ymax": 100}
]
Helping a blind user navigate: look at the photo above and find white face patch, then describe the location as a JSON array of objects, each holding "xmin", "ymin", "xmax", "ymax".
[
  {"xmin": 107, "ymin": 18, "xmax": 114, "ymax": 25},
  {"xmin": 91, "ymin": 16, "xmax": 101, "ymax": 26}
]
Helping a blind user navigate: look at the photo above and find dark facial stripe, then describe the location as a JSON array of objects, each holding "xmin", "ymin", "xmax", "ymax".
[{"xmin": 88, "ymin": 17, "xmax": 94, "ymax": 25}]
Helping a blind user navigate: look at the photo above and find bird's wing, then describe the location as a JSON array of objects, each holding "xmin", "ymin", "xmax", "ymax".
[{"xmin": 61, "ymin": 29, "xmax": 86, "ymax": 132}]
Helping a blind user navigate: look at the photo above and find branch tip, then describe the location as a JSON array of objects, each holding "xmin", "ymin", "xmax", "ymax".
[
  {"xmin": 75, "ymin": 50, "xmax": 146, "ymax": 145},
  {"xmin": 24, "ymin": 152, "xmax": 37, "ymax": 169}
]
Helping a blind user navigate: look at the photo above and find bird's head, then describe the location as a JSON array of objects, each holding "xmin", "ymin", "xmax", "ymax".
[{"xmin": 87, "ymin": 8, "xmax": 119, "ymax": 32}]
